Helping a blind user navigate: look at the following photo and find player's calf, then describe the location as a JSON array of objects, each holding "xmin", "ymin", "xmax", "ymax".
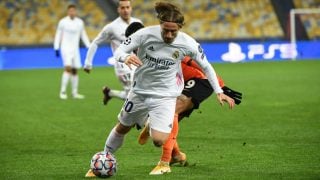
[{"xmin": 138, "ymin": 122, "xmax": 150, "ymax": 145}]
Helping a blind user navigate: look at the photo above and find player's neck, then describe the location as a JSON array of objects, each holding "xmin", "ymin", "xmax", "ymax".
[{"xmin": 120, "ymin": 16, "xmax": 131, "ymax": 24}]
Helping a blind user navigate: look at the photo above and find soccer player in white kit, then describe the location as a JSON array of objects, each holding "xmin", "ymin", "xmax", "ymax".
[
  {"xmin": 54, "ymin": 4, "xmax": 90, "ymax": 100},
  {"xmin": 84, "ymin": 0, "xmax": 142, "ymax": 104},
  {"xmin": 85, "ymin": 1, "xmax": 234, "ymax": 177}
]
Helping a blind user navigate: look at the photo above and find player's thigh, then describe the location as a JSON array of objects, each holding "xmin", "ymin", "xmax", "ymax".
[
  {"xmin": 61, "ymin": 52, "xmax": 73, "ymax": 67},
  {"xmin": 176, "ymin": 94, "xmax": 194, "ymax": 114},
  {"xmin": 117, "ymin": 91, "xmax": 148, "ymax": 127},
  {"xmin": 72, "ymin": 51, "xmax": 82, "ymax": 69},
  {"xmin": 148, "ymin": 97, "xmax": 176, "ymax": 134},
  {"xmin": 178, "ymin": 78, "xmax": 214, "ymax": 119},
  {"xmin": 182, "ymin": 78, "xmax": 213, "ymax": 109}
]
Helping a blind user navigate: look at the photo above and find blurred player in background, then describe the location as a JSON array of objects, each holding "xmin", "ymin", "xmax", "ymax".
[
  {"xmin": 84, "ymin": 0, "xmax": 142, "ymax": 104},
  {"xmin": 85, "ymin": 1, "xmax": 235, "ymax": 177},
  {"xmin": 54, "ymin": 4, "xmax": 90, "ymax": 100}
]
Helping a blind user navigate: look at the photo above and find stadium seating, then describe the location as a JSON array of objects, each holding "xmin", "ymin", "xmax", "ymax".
[
  {"xmin": 131, "ymin": 0, "xmax": 283, "ymax": 40},
  {"xmin": 293, "ymin": 0, "xmax": 320, "ymax": 39},
  {"xmin": 3, "ymin": 0, "xmax": 319, "ymax": 45},
  {"xmin": 0, "ymin": 0, "xmax": 108, "ymax": 45}
]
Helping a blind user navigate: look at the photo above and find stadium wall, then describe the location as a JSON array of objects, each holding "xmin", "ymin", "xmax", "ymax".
[{"xmin": 0, "ymin": 40, "xmax": 319, "ymax": 70}]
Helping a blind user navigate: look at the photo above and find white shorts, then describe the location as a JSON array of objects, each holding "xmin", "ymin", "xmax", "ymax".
[
  {"xmin": 118, "ymin": 91, "xmax": 176, "ymax": 133},
  {"xmin": 61, "ymin": 50, "xmax": 81, "ymax": 68}
]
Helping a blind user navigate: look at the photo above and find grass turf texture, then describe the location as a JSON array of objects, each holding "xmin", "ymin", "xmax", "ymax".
[{"xmin": 0, "ymin": 60, "xmax": 319, "ymax": 179}]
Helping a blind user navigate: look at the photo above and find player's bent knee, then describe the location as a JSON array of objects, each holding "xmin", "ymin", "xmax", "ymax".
[
  {"xmin": 64, "ymin": 66, "xmax": 72, "ymax": 73},
  {"xmin": 152, "ymin": 140, "xmax": 163, "ymax": 147},
  {"xmin": 71, "ymin": 68, "xmax": 77, "ymax": 75},
  {"xmin": 150, "ymin": 129, "xmax": 169, "ymax": 147}
]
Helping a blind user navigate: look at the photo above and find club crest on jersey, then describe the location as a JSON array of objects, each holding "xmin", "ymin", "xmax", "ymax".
[{"xmin": 172, "ymin": 50, "xmax": 179, "ymax": 59}]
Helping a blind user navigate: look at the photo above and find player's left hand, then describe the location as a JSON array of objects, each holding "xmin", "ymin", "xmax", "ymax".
[
  {"xmin": 217, "ymin": 93, "xmax": 235, "ymax": 109},
  {"xmin": 222, "ymin": 86, "xmax": 242, "ymax": 105},
  {"xmin": 124, "ymin": 54, "xmax": 142, "ymax": 69},
  {"xmin": 55, "ymin": 50, "xmax": 60, "ymax": 58}
]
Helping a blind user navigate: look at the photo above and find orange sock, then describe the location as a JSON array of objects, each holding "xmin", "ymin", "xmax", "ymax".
[
  {"xmin": 161, "ymin": 113, "xmax": 179, "ymax": 162},
  {"xmin": 172, "ymin": 141, "xmax": 181, "ymax": 157}
]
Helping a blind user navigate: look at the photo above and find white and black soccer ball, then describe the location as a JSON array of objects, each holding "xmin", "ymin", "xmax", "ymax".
[{"xmin": 90, "ymin": 151, "xmax": 117, "ymax": 178}]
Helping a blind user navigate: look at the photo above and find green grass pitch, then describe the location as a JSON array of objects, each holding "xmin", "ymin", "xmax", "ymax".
[{"xmin": 0, "ymin": 60, "xmax": 319, "ymax": 179}]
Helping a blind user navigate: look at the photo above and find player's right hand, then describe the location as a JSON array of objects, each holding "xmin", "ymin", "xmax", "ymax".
[
  {"xmin": 84, "ymin": 68, "xmax": 90, "ymax": 74},
  {"xmin": 124, "ymin": 54, "xmax": 142, "ymax": 69},
  {"xmin": 55, "ymin": 50, "xmax": 60, "ymax": 58},
  {"xmin": 83, "ymin": 64, "xmax": 92, "ymax": 74}
]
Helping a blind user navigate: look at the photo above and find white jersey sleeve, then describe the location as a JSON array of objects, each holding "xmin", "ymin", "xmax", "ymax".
[
  {"xmin": 80, "ymin": 20, "xmax": 91, "ymax": 48},
  {"xmin": 84, "ymin": 17, "xmax": 142, "ymax": 68},
  {"xmin": 53, "ymin": 20, "xmax": 63, "ymax": 50},
  {"xmin": 84, "ymin": 25, "xmax": 111, "ymax": 67},
  {"xmin": 187, "ymin": 41, "xmax": 223, "ymax": 94}
]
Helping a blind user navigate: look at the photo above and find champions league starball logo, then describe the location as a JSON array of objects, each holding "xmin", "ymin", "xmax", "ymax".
[{"xmin": 123, "ymin": 37, "xmax": 131, "ymax": 45}]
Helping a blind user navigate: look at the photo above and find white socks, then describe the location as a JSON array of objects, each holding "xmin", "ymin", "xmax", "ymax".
[
  {"xmin": 104, "ymin": 127, "xmax": 125, "ymax": 153},
  {"xmin": 60, "ymin": 70, "xmax": 82, "ymax": 99},
  {"xmin": 71, "ymin": 74, "xmax": 79, "ymax": 95},
  {"xmin": 60, "ymin": 71, "xmax": 71, "ymax": 94},
  {"xmin": 109, "ymin": 90, "xmax": 127, "ymax": 100}
]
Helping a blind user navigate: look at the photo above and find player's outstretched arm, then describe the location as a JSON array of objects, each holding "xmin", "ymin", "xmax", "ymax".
[{"xmin": 83, "ymin": 25, "xmax": 110, "ymax": 74}]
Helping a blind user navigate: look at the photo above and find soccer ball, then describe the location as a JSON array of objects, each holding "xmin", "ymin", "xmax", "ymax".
[{"xmin": 90, "ymin": 151, "xmax": 117, "ymax": 178}]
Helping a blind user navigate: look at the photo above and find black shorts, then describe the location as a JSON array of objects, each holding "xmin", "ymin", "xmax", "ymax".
[{"xmin": 180, "ymin": 78, "xmax": 213, "ymax": 119}]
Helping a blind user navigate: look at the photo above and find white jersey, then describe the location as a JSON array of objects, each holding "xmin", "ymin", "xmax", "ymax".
[
  {"xmin": 114, "ymin": 25, "xmax": 223, "ymax": 97},
  {"xmin": 84, "ymin": 17, "xmax": 142, "ymax": 67},
  {"xmin": 54, "ymin": 16, "xmax": 90, "ymax": 53}
]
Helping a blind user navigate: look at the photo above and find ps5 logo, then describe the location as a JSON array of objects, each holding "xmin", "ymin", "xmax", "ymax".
[{"xmin": 222, "ymin": 42, "xmax": 298, "ymax": 63}]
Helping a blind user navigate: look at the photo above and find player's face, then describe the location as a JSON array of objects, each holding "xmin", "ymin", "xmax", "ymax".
[
  {"xmin": 68, "ymin": 7, "xmax": 76, "ymax": 19},
  {"xmin": 160, "ymin": 22, "xmax": 180, "ymax": 44},
  {"xmin": 118, "ymin": 1, "xmax": 132, "ymax": 22}
]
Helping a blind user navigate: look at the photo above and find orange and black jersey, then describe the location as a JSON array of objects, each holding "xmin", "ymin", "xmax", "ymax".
[{"xmin": 181, "ymin": 56, "xmax": 225, "ymax": 87}]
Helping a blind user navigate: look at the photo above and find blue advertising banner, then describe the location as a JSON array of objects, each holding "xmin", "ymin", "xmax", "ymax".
[
  {"xmin": 0, "ymin": 40, "xmax": 319, "ymax": 70},
  {"xmin": 202, "ymin": 40, "xmax": 320, "ymax": 63}
]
